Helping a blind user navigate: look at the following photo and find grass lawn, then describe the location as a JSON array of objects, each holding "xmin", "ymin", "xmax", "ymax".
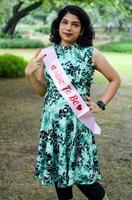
[{"xmin": 103, "ymin": 52, "xmax": 132, "ymax": 76}]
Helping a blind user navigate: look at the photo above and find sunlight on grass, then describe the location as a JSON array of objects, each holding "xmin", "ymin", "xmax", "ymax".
[
  {"xmin": 0, "ymin": 49, "xmax": 36, "ymax": 60},
  {"xmin": 104, "ymin": 52, "xmax": 132, "ymax": 76},
  {"xmin": 94, "ymin": 52, "xmax": 132, "ymax": 86},
  {"xmin": 94, "ymin": 71, "xmax": 108, "ymax": 84}
]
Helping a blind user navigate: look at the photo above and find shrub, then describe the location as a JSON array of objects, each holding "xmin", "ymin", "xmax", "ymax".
[
  {"xmin": 0, "ymin": 54, "xmax": 27, "ymax": 78},
  {"xmin": 0, "ymin": 38, "xmax": 45, "ymax": 48},
  {"xmin": 98, "ymin": 40, "xmax": 132, "ymax": 53}
]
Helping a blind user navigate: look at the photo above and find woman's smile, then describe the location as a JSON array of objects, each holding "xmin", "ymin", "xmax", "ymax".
[{"xmin": 63, "ymin": 32, "xmax": 74, "ymax": 37}]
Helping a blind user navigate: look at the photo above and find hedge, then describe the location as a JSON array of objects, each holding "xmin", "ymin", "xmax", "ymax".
[
  {"xmin": 0, "ymin": 38, "xmax": 45, "ymax": 48},
  {"xmin": 98, "ymin": 40, "xmax": 132, "ymax": 53}
]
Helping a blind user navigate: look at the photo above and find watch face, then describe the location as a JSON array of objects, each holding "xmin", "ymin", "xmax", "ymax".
[{"xmin": 97, "ymin": 101, "xmax": 105, "ymax": 110}]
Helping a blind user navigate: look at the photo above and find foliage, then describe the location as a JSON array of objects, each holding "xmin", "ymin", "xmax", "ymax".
[
  {"xmin": 0, "ymin": 0, "xmax": 131, "ymax": 38},
  {"xmin": 98, "ymin": 40, "xmax": 132, "ymax": 53},
  {"xmin": 0, "ymin": 38, "xmax": 45, "ymax": 48},
  {"xmin": 0, "ymin": 54, "xmax": 27, "ymax": 78},
  {"xmin": 0, "ymin": 0, "xmax": 11, "ymax": 23}
]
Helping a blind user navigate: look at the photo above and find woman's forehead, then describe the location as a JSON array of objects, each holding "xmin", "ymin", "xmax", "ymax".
[{"xmin": 62, "ymin": 13, "xmax": 80, "ymax": 23}]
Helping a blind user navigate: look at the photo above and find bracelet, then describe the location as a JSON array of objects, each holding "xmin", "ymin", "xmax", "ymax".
[{"xmin": 96, "ymin": 100, "xmax": 105, "ymax": 110}]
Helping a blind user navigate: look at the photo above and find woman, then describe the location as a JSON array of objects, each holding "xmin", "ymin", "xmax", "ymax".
[{"xmin": 25, "ymin": 5, "xmax": 121, "ymax": 200}]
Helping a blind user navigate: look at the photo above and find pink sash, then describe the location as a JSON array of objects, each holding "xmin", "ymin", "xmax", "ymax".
[{"xmin": 42, "ymin": 46, "xmax": 101, "ymax": 134}]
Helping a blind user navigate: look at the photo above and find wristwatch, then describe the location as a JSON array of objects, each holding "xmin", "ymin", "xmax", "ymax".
[{"xmin": 96, "ymin": 100, "xmax": 105, "ymax": 110}]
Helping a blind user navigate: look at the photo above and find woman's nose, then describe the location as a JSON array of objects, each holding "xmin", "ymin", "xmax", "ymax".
[{"xmin": 66, "ymin": 23, "xmax": 72, "ymax": 30}]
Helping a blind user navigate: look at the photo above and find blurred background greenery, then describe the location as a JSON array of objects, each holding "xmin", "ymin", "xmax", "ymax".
[
  {"xmin": 0, "ymin": 0, "xmax": 132, "ymax": 77},
  {"xmin": 0, "ymin": 0, "xmax": 131, "ymax": 78}
]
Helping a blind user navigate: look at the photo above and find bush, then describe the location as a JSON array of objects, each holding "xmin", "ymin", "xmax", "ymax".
[
  {"xmin": 0, "ymin": 54, "xmax": 27, "ymax": 78},
  {"xmin": 99, "ymin": 40, "xmax": 132, "ymax": 53},
  {"xmin": 0, "ymin": 38, "xmax": 45, "ymax": 48}
]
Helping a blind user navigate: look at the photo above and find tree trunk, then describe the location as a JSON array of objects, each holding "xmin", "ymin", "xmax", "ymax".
[
  {"xmin": 2, "ymin": 0, "xmax": 43, "ymax": 37},
  {"xmin": 118, "ymin": 19, "xmax": 124, "ymax": 32}
]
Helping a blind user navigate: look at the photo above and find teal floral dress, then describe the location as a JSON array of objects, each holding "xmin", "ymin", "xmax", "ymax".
[{"xmin": 35, "ymin": 43, "xmax": 101, "ymax": 188}]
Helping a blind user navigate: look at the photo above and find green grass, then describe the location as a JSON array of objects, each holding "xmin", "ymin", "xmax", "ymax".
[
  {"xmin": 104, "ymin": 52, "xmax": 132, "ymax": 75},
  {"xmin": 94, "ymin": 52, "xmax": 132, "ymax": 85},
  {"xmin": 0, "ymin": 49, "xmax": 37, "ymax": 60}
]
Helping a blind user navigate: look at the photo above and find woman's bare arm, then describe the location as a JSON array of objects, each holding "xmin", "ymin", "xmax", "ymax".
[
  {"xmin": 93, "ymin": 48, "xmax": 121, "ymax": 105},
  {"xmin": 86, "ymin": 48, "xmax": 121, "ymax": 113}
]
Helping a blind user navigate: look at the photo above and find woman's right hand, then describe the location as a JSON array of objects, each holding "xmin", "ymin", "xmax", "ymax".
[{"xmin": 25, "ymin": 48, "xmax": 46, "ymax": 76}]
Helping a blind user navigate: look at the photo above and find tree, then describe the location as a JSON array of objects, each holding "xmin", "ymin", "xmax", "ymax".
[
  {"xmin": 97, "ymin": 0, "xmax": 132, "ymax": 32},
  {"xmin": 2, "ymin": 0, "xmax": 43, "ymax": 37}
]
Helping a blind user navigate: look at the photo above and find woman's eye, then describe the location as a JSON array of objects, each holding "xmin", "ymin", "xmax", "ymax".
[
  {"xmin": 73, "ymin": 24, "xmax": 79, "ymax": 27},
  {"xmin": 61, "ymin": 21, "xmax": 67, "ymax": 24}
]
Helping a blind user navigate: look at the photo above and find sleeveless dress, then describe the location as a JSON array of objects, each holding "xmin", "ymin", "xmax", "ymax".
[{"xmin": 35, "ymin": 43, "xmax": 101, "ymax": 188}]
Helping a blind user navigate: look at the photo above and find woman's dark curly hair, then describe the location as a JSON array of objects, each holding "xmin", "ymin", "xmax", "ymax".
[{"xmin": 50, "ymin": 5, "xmax": 95, "ymax": 46}]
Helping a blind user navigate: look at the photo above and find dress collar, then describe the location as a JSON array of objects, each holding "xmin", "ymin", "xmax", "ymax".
[{"xmin": 55, "ymin": 43, "xmax": 79, "ymax": 53}]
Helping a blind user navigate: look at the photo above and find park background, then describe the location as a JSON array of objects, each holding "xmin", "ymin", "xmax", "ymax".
[{"xmin": 0, "ymin": 0, "xmax": 132, "ymax": 199}]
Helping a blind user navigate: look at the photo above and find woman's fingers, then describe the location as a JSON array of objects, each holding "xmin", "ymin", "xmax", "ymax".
[
  {"xmin": 34, "ymin": 48, "xmax": 42, "ymax": 58},
  {"xmin": 86, "ymin": 101, "xmax": 90, "ymax": 106},
  {"xmin": 36, "ymin": 53, "xmax": 46, "ymax": 63},
  {"xmin": 85, "ymin": 95, "xmax": 91, "ymax": 106},
  {"xmin": 85, "ymin": 96, "xmax": 91, "ymax": 101},
  {"xmin": 36, "ymin": 61, "xmax": 44, "ymax": 68},
  {"xmin": 33, "ymin": 48, "xmax": 47, "ymax": 61},
  {"xmin": 89, "ymin": 103, "xmax": 102, "ymax": 113},
  {"xmin": 25, "ymin": 49, "xmax": 46, "ymax": 75},
  {"xmin": 85, "ymin": 96, "xmax": 102, "ymax": 113},
  {"xmin": 36, "ymin": 58, "xmax": 43, "ymax": 64}
]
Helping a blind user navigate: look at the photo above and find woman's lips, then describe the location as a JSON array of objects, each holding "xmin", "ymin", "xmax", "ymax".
[{"xmin": 63, "ymin": 32, "xmax": 73, "ymax": 37}]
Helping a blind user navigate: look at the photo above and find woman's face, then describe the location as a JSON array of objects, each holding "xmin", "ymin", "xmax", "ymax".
[{"xmin": 59, "ymin": 12, "xmax": 82, "ymax": 46}]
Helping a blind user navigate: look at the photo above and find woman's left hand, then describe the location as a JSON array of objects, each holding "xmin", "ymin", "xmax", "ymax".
[{"xmin": 85, "ymin": 96, "xmax": 103, "ymax": 113}]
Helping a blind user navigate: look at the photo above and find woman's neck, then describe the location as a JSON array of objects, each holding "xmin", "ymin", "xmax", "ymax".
[{"xmin": 60, "ymin": 40, "xmax": 76, "ymax": 47}]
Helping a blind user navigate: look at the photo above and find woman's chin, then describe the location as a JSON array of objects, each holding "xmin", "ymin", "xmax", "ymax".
[{"xmin": 61, "ymin": 39, "xmax": 76, "ymax": 46}]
